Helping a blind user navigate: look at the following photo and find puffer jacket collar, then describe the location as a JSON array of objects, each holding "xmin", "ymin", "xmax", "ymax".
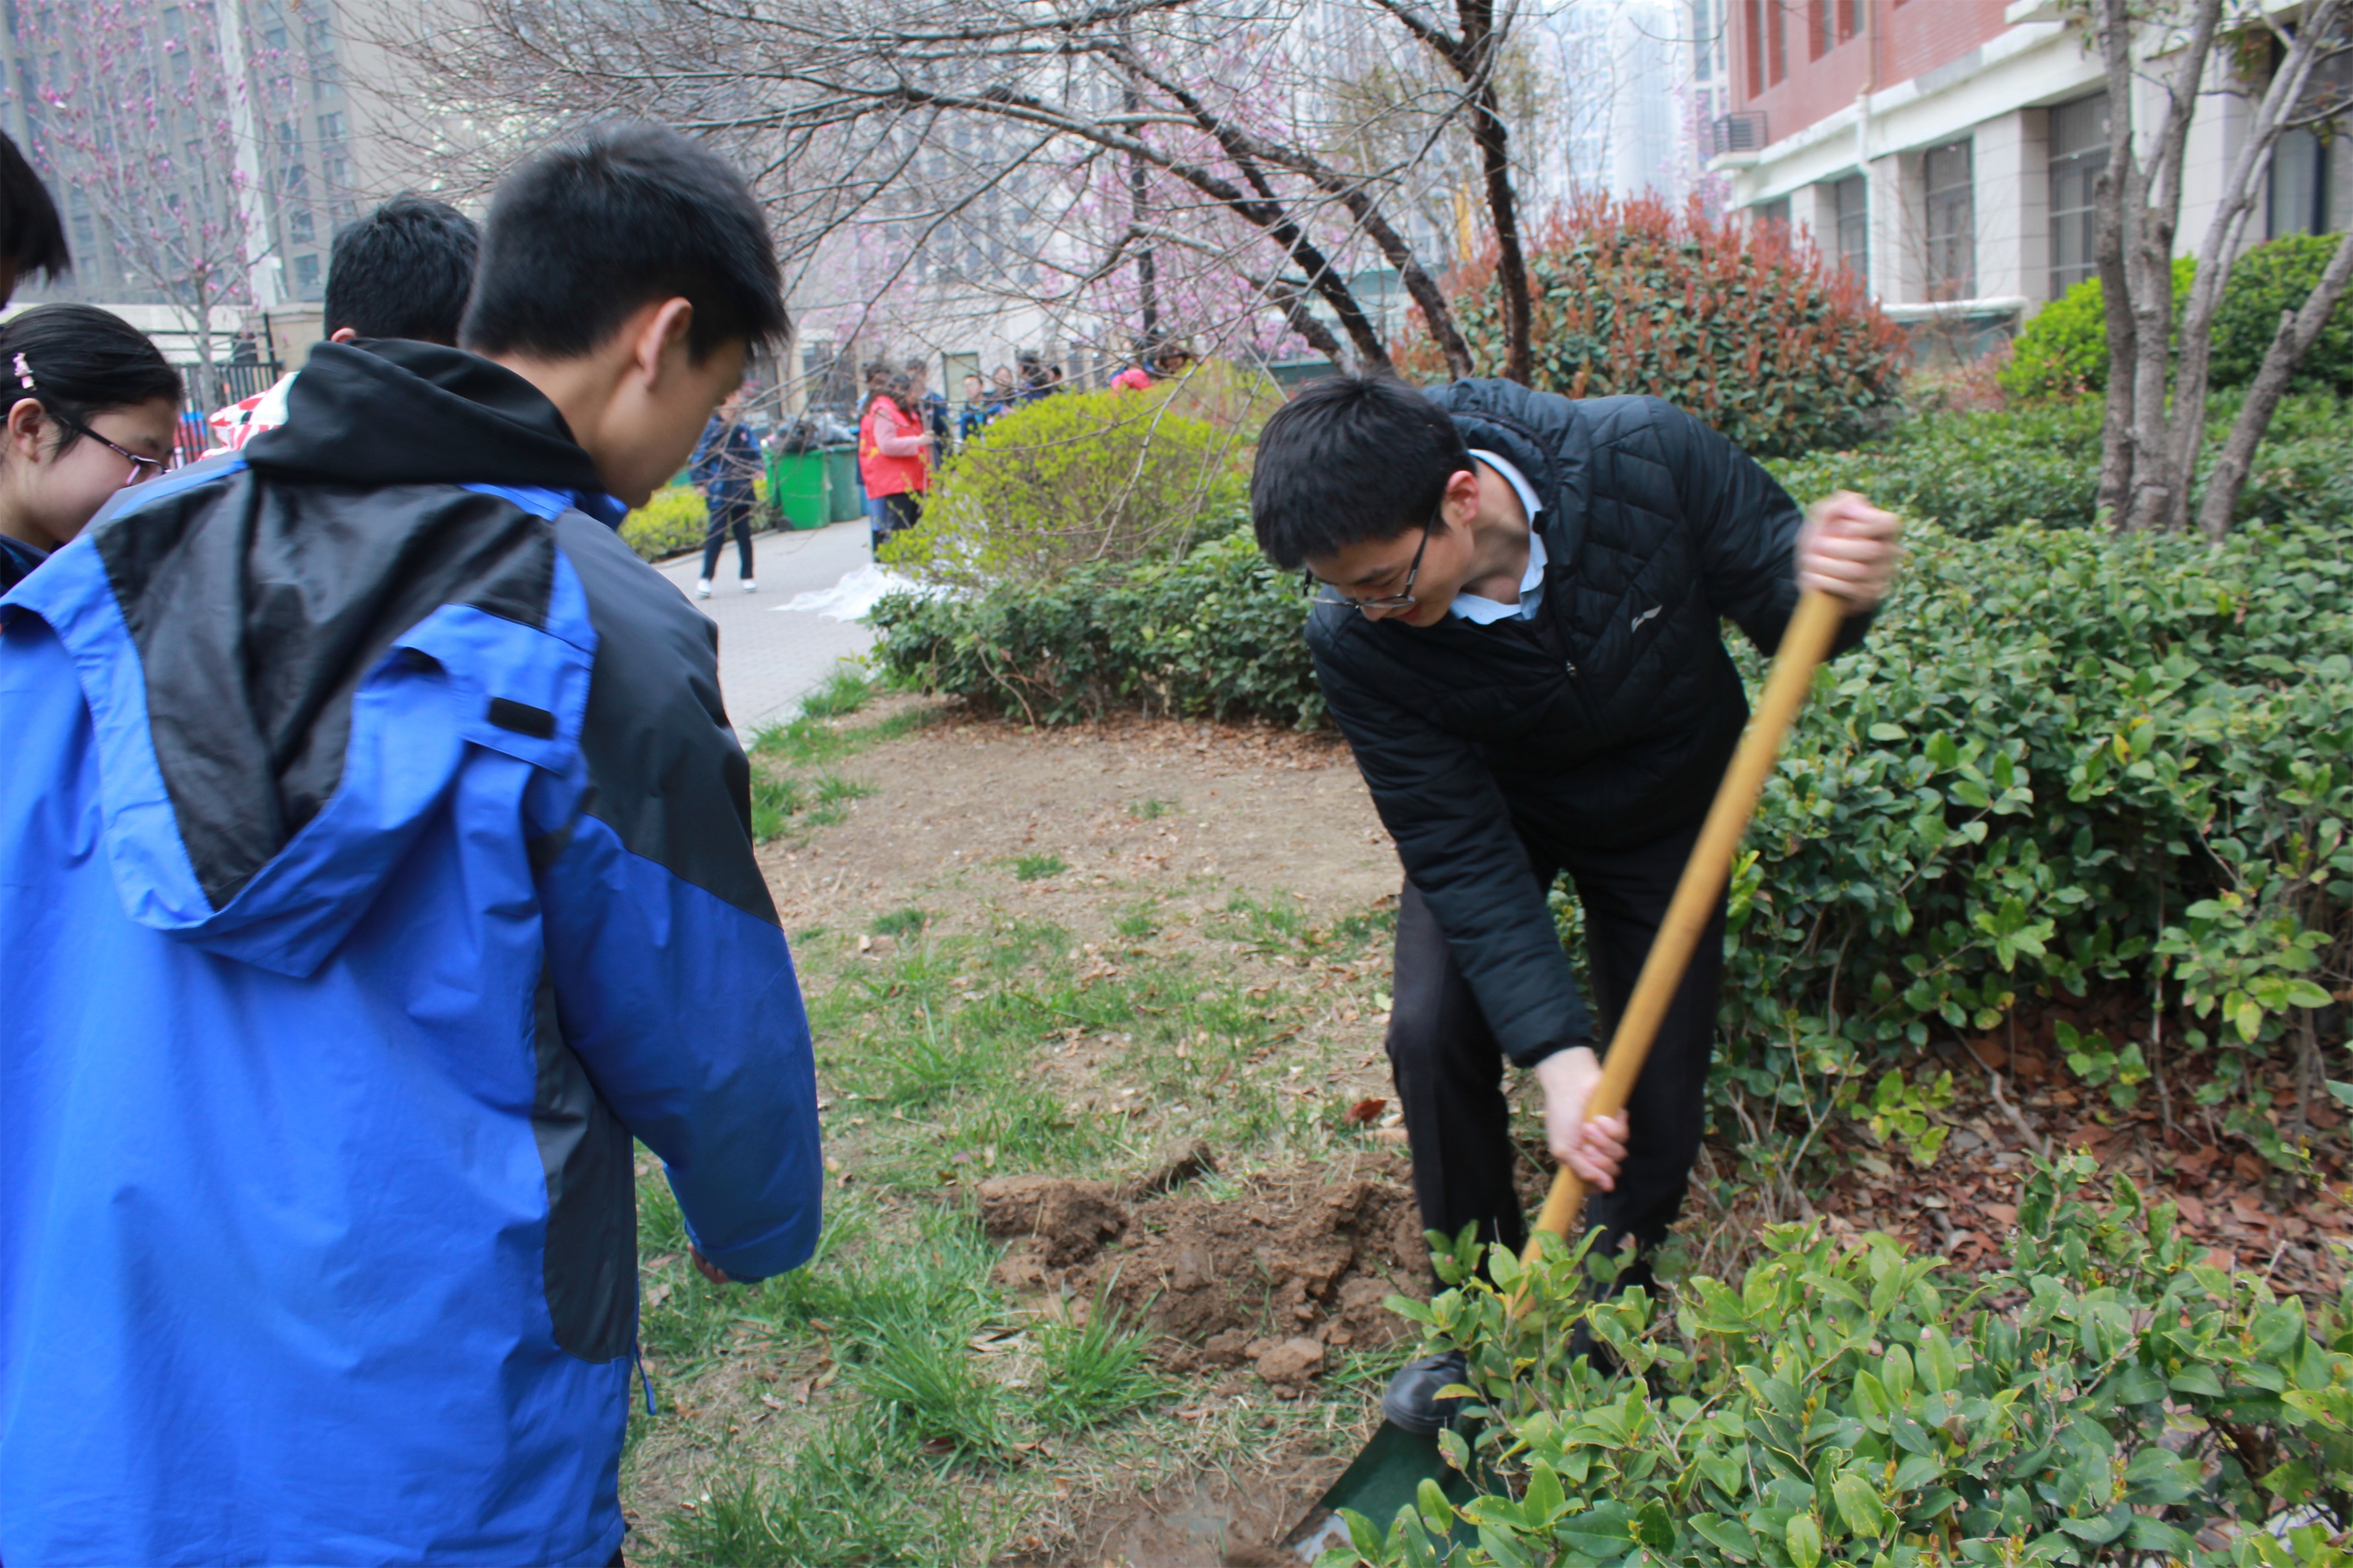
[{"xmin": 1429, "ymin": 379, "xmax": 1592, "ymax": 570}]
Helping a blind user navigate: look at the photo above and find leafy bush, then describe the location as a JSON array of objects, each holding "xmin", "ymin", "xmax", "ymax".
[
  {"xmin": 2002, "ymin": 242, "xmax": 2352, "ymax": 404},
  {"xmin": 879, "ymin": 386, "xmax": 1247, "ymax": 589},
  {"xmin": 620, "ymin": 484, "xmax": 708, "ymax": 562},
  {"xmin": 871, "ymin": 528, "xmax": 1325, "ymax": 726},
  {"xmin": 2210, "ymin": 232, "xmax": 2353, "ymax": 396},
  {"xmin": 1338, "ymin": 1157, "xmax": 2353, "ymax": 1568},
  {"xmin": 1764, "ymin": 402, "xmax": 2105, "ymax": 536},
  {"xmin": 1397, "ymin": 195, "xmax": 1907, "ymax": 458}
]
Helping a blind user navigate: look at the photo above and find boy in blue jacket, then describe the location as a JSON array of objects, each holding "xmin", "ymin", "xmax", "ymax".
[{"xmin": 0, "ymin": 122, "xmax": 821, "ymax": 1567}]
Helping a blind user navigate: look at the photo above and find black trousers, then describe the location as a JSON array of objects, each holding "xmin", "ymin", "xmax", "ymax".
[
  {"xmin": 701, "ymin": 494, "xmax": 756, "ymax": 581},
  {"xmin": 871, "ymin": 489, "xmax": 922, "ymax": 550},
  {"xmin": 1385, "ymin": 817, "xmax": 1723, "ymax": 1289}
]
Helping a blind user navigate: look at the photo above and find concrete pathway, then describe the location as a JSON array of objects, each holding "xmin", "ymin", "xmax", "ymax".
[{"xmin": 653, "ymin": 520, "xmax": 877, "ymax": 734}]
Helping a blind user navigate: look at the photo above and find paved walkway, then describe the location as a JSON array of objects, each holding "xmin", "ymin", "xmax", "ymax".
[{"xmin": 653, "ymin": 520, "xmax": 877, "ymax": 734}]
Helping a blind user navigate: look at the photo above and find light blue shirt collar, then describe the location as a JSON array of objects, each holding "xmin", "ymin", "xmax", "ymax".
[{"xmin": 1449, "ymin": 450, "xmax": 1545, "ymax": 624}]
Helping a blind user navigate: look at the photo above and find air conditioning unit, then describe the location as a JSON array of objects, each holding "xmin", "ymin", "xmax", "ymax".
[{"xmin": 1712, "ymin": 112, "xmax": 1769, "ymax": 156}]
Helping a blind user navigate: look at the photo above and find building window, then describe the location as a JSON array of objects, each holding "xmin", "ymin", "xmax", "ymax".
[
  {"xmin": 1756, "ymin": 196, "xmax": 1791, "ymax": 230},
  {"xmin": 317, "ymin": 110, "xmax": 344, "ymax": 142},
  {"xmin": 2269, "ymin": 52, "xmax": 2352, "ymax": 236},
  {"xmin": 2048, "ymin": 92, "xmax": 2108, "ymax": 296},
  {"xmin": 290, "ymin": 205, "xmax": 314, "ymax": 242},
  {"xmin": 1833, "ymin": 172, "xmax": 1868, "ymax": 284},
  {"xmin": 1923, "ymin": 138, "xmax": 1976, "ymax": 301},
  {"xmin": 1810, "ymin": 0, "xmax": 1831, "ymax": 59},
  {"xmin": 1746, "ymin": 0, "xmax": 1764, "ymax": 94},
  {"xmin": 1768, "ymin": 0, "xmax": 1787, "ymax": 83},
  {"xmin": 293, "ymin": 252, "xmax": 321, "ymax": 296}
]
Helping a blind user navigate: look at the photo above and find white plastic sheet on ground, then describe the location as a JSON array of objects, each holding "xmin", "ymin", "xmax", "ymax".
[{"xmin": 773, "ymin": 563, "xmax": 938, "ymax": 622}]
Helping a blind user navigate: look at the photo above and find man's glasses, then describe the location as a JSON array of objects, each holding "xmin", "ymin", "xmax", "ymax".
[
  {"xmin": 55, "ymin": 411, "xmax": 167, "ymax": 489},
  {"xmin": 1305, "ymin": 511, "xmax": 1437, "ymax": 613}
]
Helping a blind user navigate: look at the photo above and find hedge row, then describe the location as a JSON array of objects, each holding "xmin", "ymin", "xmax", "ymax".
[{"xmin": 875, "ymin": 494, "xmax": 2353, "ymax": 1153}]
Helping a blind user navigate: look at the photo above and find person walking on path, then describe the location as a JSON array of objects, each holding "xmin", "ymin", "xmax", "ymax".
[
  {"xmin": 0, "ymin": 121, "xmax": 821, "ymax": 1568},
  {"xmin": 1249, "ymin": 375, "xmax": 1900, "ymax": 1434},
  {"xmin": 693, "ymin": 382, "xmax": 763, "ymax": 597},
  {"xmin": 858, "ymin": 368, "xmax": 929, "ymax": 551}
]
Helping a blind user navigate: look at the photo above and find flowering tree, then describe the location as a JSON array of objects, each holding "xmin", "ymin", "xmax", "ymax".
[
  {"xmin": 20, "ymin": 0, "xmax": 283, "ymax": 409},
  {"xmin": 382, "ymin": 0, "xmax": 1565, "ymax": 379}
]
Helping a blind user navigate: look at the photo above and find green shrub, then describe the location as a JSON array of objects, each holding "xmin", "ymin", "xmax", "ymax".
[
  {"xmin": 1338, "ymin": 1156, "xmax": 2353, "ymax": 1568},
  {"xmin": 1397, "ymin": 195, "xmax": 1908, "ymax": 458},
  {"xmin": 871, "ymin": 527, "xmax": 1324, "ymax": 726},
  {"xmin": 620, "ymin": 485, "xmax": 708, "ymax": 562},
  {"xmin": 2210, "ymin": 232, "xmax": 2353, "ymax": 395},
  {"xmin": 1765, "ymin": 402, "xmax": 2105, "ymax": 536},
  {"xmin": 2000, "ymin": 259, "xmax": 2195, "ymax": 403},
  {"xmin": 879, "ymin": 386, "xmax": 1247, "ymax": 589}
]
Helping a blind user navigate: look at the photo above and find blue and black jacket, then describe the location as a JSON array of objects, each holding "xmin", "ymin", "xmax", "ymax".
[{"xmin": 0, "ymin": 340, "xmax": 823, "ymax": 1565}]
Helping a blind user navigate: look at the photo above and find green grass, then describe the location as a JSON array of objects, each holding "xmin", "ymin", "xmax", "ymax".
[
  {"xmin": 743, "ymin": 672, "xmax": 927, "ymax": 842},
  {"xmin": 652, "ymin": 1410, "xmax": 977, "ymax": 1567},
  {"xmin": 627, "ymin": 865, "xmax": 1403, "ymax": 1561},
  {"xmin": 1024, "ymin": 1287, "xmax": 1169, "ymax": 1434},
  {"xmin": 1126, "ymin": 796, "xmax": 1174, "ymax": 820},
  {"xmin": 1010, "ymin": 852, "xmax": 1068, "ymax": 882}
]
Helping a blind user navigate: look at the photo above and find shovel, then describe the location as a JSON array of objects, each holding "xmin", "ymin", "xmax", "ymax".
[{"xmin": 1278, "ymin": 588, "xmax": 1848, "ymax": 1563}]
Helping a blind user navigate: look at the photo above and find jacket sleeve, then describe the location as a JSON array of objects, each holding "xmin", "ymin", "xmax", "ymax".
[
  {"xmin": 688, "ymin": 422, "xmax": 723, "ymax": 491},
  {"xmin": 534, "ymin": 525, "xmax": 823, "ymax": 1283},
  {"xmin": 1657, "ymin": 401, "xmax": 1871, "ymax": 658},
  {"xmin": 1313, "ymin": 631, "xmax": 1593, "ymax": 1068}
]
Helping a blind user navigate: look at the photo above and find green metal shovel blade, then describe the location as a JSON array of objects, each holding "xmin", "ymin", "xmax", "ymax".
[{"xmin": 1278, "ymin": 1419, "xmax": 1479, "ymax": 1561}]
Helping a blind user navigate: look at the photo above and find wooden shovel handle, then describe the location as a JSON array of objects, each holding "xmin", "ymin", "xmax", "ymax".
[{"xmin": 1524, "ymin": 589, "xmax": 1848, "ymax": 1260}]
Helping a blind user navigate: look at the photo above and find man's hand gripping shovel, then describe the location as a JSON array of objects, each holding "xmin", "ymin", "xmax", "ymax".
[{"xmin": 1280, "ymin": 589, "xmax": 1849, "ymax": 1563}]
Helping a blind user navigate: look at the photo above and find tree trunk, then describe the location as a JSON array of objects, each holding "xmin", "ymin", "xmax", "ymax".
[
  {"xmin": 2121, "ymin": 217, "xmax": 2180, "ymax": 534},
  {"xmin": 2195, "ymin": 225, "xmax": 2353, "ymax": 541},
  {"xmin": 1457, "ymin": 0, "xmax": 1530, "ymax": 382},
  {"xmin": 2091, "ymin": 0, "xmax": 2137, "ymax": 526}
]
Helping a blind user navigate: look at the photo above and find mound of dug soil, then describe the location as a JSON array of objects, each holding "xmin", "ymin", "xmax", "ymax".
[{"xmin": 981, "ymin": 1158, "xmax": 1426, "ymax": 1386}]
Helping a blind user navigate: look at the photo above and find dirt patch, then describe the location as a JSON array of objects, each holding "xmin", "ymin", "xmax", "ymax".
[
  {"xmin": 989, "ymin": 1162, "xmax": 1426, "ymax": 1383},
  {"xmin": 760, "ymin": 706, "xmax": 1398, "ymax": 937},
  {"xmin": 1004, "ymin": 1434, "xmax": 1346, "ymax": 1568}
]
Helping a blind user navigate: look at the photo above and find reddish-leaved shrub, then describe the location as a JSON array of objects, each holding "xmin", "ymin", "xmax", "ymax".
[{"xmin": 1398, "ymin": 194, "xmax": 1909, "ymax": 458}]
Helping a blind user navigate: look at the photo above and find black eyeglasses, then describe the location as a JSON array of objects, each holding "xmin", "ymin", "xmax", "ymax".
[
  {"xmin": 1306, "ymin": 510, "xmax": 1437, "ymax": 613},
  {"xmin": 54, "ymin": 410, "xmax": 167, "ymax": 488}
]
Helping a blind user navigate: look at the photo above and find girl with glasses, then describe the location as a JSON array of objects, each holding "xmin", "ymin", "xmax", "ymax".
[{"xmin": 0, "ymin": 304, "xmax": 183, "ymax": 590}]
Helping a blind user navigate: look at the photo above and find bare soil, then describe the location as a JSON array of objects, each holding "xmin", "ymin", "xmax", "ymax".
[
  {"xmin": 981, "ymin": 1156, "xmax": 1425, "ymax": 1385},
  {"xmin": 759, "ymin": 706, "xmax": 1399, "ymax": 937}
]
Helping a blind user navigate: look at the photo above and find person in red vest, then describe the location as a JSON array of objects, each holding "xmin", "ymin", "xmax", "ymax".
[{"xmin": 858, "ymin": 369, "xmax": 928, "ymax": 552}]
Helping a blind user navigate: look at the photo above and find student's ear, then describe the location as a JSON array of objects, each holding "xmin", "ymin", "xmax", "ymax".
[
  {"xmin": 329, "ymin": 327, "xmax": 359, "ymax": 344},
  {"xmin": 7, "ymin": 396, "xmax": 50, "ymax": 465},
  {"xmin": 631, "ymin": 298, "xmax": 697, "ymax": 388}
]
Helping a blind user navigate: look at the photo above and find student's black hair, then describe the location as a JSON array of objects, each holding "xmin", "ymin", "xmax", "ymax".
[
  {"xmin": 324, "ymin": 194, "xmax": 480, "ymax": 344},
  {"xmin": 1250, "ymin": 373, "xmax": 1470, "ymax": 570},
  {"xmin": 0, "ymin": 304, "xmax": 183, "ymax": 460},
  {"xmin": 1, "ymin": 132, "xmax": 72, "ymax": 289},
  {"xmin": 460, "ymin": 120, "xmax": 787, "ymax": 363}
]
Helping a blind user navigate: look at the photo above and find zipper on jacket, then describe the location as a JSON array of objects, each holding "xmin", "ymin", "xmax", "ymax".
[{"xmin": 1563, "ymin": 659, "xmax": 1579, "ymax": 679}]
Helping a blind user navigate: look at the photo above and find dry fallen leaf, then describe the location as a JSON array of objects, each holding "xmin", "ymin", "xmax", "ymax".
[{"xmin": 1346, "ymin": 1097, "xmax": 1388, "ymax": 1127}]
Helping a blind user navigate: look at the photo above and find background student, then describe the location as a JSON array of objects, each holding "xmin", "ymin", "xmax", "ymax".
[
  {"xmin": 210, "ymin": 193, "xmax": 480, "ymax": 451},
  {"xmin": 0, "ymin": 132, "xmax": 70, "ymax": 308},
  {"xmin": 859, "ymin": 367, "xmax": 930, "ymax": 550},
  {"xmin": 0, "ymin": 121, "xmax": 821, "ymax": 1568},
  {"xmin": 0, "ymin": 304, "xmax": 181, "ymax": 590},
  {"xmin": 692, "ymin": 381, "xmax": 763, "ymax": 597}
]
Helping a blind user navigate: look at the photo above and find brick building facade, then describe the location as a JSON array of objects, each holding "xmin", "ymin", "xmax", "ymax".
[{"xmin": 1711, "ymin": 0, "xmax": 2349, "ymax": 354}]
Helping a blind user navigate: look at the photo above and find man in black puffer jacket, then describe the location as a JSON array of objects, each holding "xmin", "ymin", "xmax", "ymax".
[{"xmin": 1250, "ymin": 375, "xmax": 1900, "ymax": 1431}]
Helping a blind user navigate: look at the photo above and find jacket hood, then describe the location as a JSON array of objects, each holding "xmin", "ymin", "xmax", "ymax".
[
  {"xmin": 247, "ymin": 339, "xmax": 608, "ymax": 495},
  {"xmin": 3, "ymin": 345, "xmax": 610, "ymax": 977}
]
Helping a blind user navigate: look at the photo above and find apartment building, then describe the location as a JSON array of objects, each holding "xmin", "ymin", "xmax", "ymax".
[{"xmin": 1709, "ymin": 0, "xmax": 2350, "ymax": 352}]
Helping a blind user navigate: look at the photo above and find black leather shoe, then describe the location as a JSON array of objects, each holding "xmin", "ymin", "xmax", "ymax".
[{"xmin": 1380, "ymin": 1350, "xmax": 1470, "ymax": 1434}]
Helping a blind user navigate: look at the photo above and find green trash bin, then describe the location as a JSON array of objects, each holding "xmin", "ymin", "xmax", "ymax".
[
  {"xmin": 823, "ymin": 443, "xmax": 866, "ymax": 524},
  {"xmin": 767, "ymin": 450, "xmax": 830, "ymax": 530}
]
